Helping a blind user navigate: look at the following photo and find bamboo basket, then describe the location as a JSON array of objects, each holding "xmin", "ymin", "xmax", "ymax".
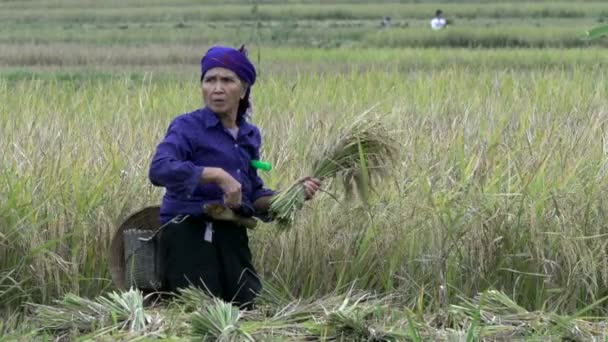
[{"xmin": 109, "ymin": 206, "xmax": 162, "ymax": 291}]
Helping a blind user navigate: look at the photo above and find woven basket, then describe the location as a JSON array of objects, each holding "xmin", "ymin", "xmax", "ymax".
[
  {"xmin": 123, "ymin": 229, "xmax": 162, "ymax": 290},
  {"xmin": 109, "ymin": 206, "xmax": 162, "ymax": 291}
]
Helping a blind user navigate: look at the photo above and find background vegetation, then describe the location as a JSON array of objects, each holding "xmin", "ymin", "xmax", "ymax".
[
  {"xmin": 2, "ymin": 0, "xmax": 608, "ymax": 340},
  {"xmin": 0, "ymin": 0, "xmax": 607, "ymax": 48}
]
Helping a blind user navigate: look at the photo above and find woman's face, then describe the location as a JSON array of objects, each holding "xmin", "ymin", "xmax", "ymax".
[{"xmin": 201, "ymin": 67, "xmax": 246, "ymax": 117}]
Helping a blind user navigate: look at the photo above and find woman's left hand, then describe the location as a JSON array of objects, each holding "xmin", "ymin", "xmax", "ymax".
[{"xmin": 302, "ymin": 177, "xmax": 322, "ymax": 200}]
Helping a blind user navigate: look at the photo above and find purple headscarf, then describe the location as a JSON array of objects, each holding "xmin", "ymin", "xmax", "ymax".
[{"xmin": 201, "ymin": 45, "xmax": 256, "ymax": 118}]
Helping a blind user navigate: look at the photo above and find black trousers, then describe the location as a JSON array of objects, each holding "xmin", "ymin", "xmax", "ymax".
[{"xmin": 160, "ymin": 216, "xmax": 261, "ymax": 308}]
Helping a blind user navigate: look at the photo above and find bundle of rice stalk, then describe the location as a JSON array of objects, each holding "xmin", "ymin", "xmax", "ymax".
[
  {"xmin": 450, "ymin": 290, "xmax": 557, "ymax": 339},
  {"xmin": 30, "ymin": 289, "xmax": 151, "ymax": 334},
  {"xmin": 319, "ymin": 293, "xmax": 408, "ymax": 341},
  {"xmin": 451, "ymin": 290, "xmax": 606, "ymax": 339},
  {"xmin": 31, "ymin": 294, "xmax": 111, "ymax": 333},
  {"xmin": 270, "ymin": 112, "xmax": 398, "ymax": 231},
  {"xmin": 190, "ymin": 297, "xmax": 254, "ymax": 341},
  {"xmin": 97, "ymin": 290, "xmax": 151, "ymax": 332},
  {"xmin": 177, "ymin": 286, "xmax": 216, "ymax": 313}
]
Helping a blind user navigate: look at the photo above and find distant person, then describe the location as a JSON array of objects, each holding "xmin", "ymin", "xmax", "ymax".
[
  {"xmin": 430, "ymin": 10, "xmax": 447, "ymax": 30},
  {"xmin": 380, "ymin": 16, "xmax": 392, "ymax": 29}
]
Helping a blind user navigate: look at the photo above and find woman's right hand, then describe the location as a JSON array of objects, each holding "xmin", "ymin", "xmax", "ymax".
[
  {"xmin": 202, "ymin": 167, "xmax": 242, "ymax": 207},
  {"xmin": 216, "ymin": 170, "xmax": 242, "ymax": 207}
]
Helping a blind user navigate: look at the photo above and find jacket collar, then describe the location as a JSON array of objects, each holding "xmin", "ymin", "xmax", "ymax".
[{"xmin": 198, "ymin": 107, "xmax": 254, "ymax": 136}]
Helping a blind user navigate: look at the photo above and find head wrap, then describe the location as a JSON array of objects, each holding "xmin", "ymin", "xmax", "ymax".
[
  {"xmin": 201, "ymin": 45, "xmax": 256, "ymax": 86},
  {"xmin": 200, "ymin": 45, "xmax": 256, "ymax": 118}
]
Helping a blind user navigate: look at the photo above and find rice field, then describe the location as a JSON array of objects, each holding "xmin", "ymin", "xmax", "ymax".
[
  {"xmin": 2, "ymin": 0, "xmax": 608, "ymax": 340},
  {"xmin": 0, "ymin": 0, "xmax": 606, "ymax": 48}
]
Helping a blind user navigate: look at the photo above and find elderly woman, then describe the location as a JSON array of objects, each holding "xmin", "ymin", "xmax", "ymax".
[{"xmin": 149, "ymin": 46, "xmax": 320, "ymax": 309}]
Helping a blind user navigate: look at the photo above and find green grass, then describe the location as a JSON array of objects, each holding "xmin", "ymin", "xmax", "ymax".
[
  {"xmin": 1, "ymin": 47, "xmax": 607, "ymax": 77},
  {"xmin": 2, "ymin": 3, "xmax": 607, "ymax": 23},
  {"xmin": 1, "ymin": 0, "xmax": 605, "ymax": 8},
  {"xmin": 0, "ymin": 1, "xmax": 606, "ymax": 48},
  {"xmin": 2, "ymin": 20, "xmax": 604, "ymax": 48},
  {"xmin": 362, "ymin": 25, "xmax": 599, "ymax": 48}
]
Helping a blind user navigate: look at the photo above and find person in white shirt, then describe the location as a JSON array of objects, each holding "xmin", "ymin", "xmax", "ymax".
[{"xmin": 430, "ymin": 10, "xmax": 447, "ymax": 30}]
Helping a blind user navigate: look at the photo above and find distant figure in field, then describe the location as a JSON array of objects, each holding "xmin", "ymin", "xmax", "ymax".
[
  {"xmin": 430, "ymin": 10, "xmax": 447, "ymax": 30},
  {"xmin": 380, "ymin": 16, "xmax": 392, "ymax": 29}
]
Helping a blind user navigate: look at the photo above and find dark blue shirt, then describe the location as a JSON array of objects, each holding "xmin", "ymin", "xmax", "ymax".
[{"xmin": 149, "ymin": 107, "xmax": 274, "ymax": 223}]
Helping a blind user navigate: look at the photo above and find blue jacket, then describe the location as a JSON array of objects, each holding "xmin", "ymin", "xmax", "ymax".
[{"xmin": 149, "ymin": 107, "xmax": 274, "ymax": 223}]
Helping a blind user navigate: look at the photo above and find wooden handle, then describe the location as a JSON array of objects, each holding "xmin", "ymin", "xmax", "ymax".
[{"xmin": 203, "ymin": 204, "xmax": 258, "ymax": 229}]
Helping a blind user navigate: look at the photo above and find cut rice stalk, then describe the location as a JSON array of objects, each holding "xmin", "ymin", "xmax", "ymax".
[{"xmin": 270, "ymin": 112, "xmax": 399, "ymax": 231}]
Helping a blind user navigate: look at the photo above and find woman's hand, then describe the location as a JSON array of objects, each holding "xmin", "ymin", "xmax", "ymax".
[
  {"xmin": 202, "ymin": 167, "xmax": 242, "ymax": 207},
  {"xmin": 218, "ymin": 172, "xmax": 242, "ymax": 207},
  {"xmin": 302, "ymin": 177, "xmax": 322, "ymax": 200}
]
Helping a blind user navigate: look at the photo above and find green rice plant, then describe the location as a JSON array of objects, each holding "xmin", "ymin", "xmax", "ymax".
[{"xmin": 269, "ymin": 111, "xmax": 399, "ymax": 230}]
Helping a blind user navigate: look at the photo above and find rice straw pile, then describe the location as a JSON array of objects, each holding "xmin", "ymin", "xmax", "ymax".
[{"xmin": 269, "ymin": 112, "xmax": 399, "ymax": 231}]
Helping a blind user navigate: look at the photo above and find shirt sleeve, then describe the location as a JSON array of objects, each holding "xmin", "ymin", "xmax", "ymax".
[{"xmin": 149, "ymin": 119, "xmax": 204, "ymax": 197}]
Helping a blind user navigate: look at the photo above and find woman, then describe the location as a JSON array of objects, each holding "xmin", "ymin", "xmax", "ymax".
[{"xmin": 149, "ymin": 45, "xmax": 321, "ymax": 309}]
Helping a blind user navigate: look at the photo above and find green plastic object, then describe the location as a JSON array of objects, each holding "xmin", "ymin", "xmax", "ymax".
[{"xmin": 251, "ymin": 160, "xmax": 272, "ymax": 172}]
